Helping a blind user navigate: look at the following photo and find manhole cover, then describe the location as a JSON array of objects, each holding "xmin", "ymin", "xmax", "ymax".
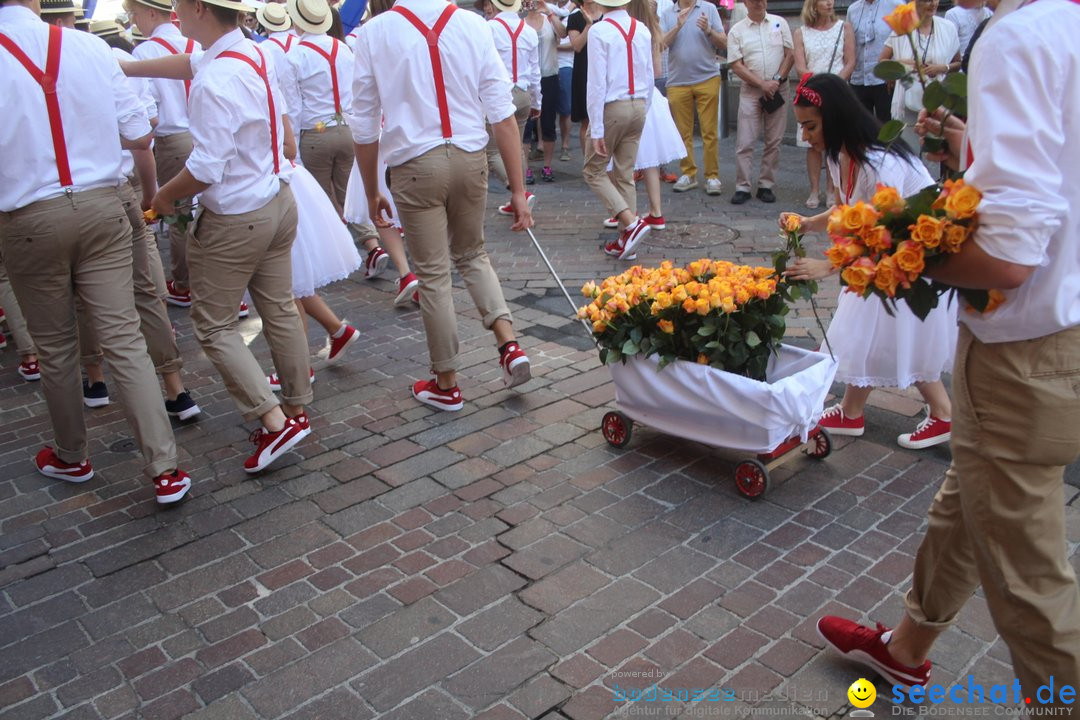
[
  {"xmin": 109, "ymin": 438, "xmax": 138, "ymax": 453},
  {"xmin": 644, "ymin": 221, "xmax": 739, "ymax": 250}
]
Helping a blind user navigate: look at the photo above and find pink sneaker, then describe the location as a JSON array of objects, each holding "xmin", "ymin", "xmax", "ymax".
[
  {"xmin": 499, "ymin": 341, "xmax": 531, "ymax": 389},
  {"xmin": 817, "ymin": 616, "xmax": 931, "ymax": 689},
  {"xmin": 643, "ymin": 214, "xmax": 666, "ymax": 230},
  {"xmin": 364, "ymin": 247, "xmax": 389, "ymax": 279},
  {"xmin": 154, "ymin": 469, "xmax": 191, "ymax": 505},
  {"xmin": 244, "ymin": 417, "xmax": 311, "ymax": 473},
  {"xmin": 327, "ymin": 323, "xmax": 359, "ymax": 364},
  {"xmin": 412, "ymin": 379, "xmax": 464, "ymax": 411},
  {"xmin": 818, "ymin": 404, "xmax": 864, "ymax": 437},
  {"xmin": 497, "ymin": 192, "xmax": 536, "ymax": 216},
  {"xmin": 35, "ymin": 446, "xmax": 94, "ymax": 483},
  {"xmin": 395, "ymin": 273, "xmax": 420, "ymax": 307},
  {"xmin": 897, "ymin": 409, "xmax": 951, "ymax": 450},
  {"xmin": 268, "ymin": 368, "xmax": 315, "ymax": 392}
]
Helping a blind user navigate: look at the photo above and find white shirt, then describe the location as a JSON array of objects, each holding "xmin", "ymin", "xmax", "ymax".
[
  {"xmin": 845, "ymin": 0, "xmax": 901, "ymax": 86},
  {"xmin": 259, "ymin": 34, "xmax": 299, "ymax": 132},
  {"xmin": 961, "ymin": 0, "xmax": 1080, "ymax": 343},
  {"xmin": 344, "ymin": 30, "xmax": 358, "ymax": 49},
  {"xmin": 0, "ymin": 6, "xmax": 149, "ymax": 212},
  {"xmin": 286, "ymin": 32, "xmax": 354, "ymax": 130},
  {"xmin": 265, "ymin": 29, "xmax": 298, "ymax": 54},
  {"xmin": 883, "ymin": 17, "xmax": 958, "ymax": 119},
  {"xmin": 944, "ymin": 4, "xmax": 991, "ymax": 58},
  {"xmin": 132, "ymin": 23, "xmax": 200, "ymax": 136},
  {"xmin": 727, "ymin": 12, "xmax": 793, "ymax": 83},
  {"xmin": 350, "ymin": 0, "xmax": 515, "ymax": 167},
  {"xmin": 585, "ymin": 9, "xmax": 654, "ymax": 139},
  {"xmin": 111, "ymin": 47, "xmax": 157, "ymax": 179},
  {"xmin": 186, "ymin": 29, "xmax": 288, "ymax": 215},
  {"xmin": 489, "ymin": 11, "xmax": 541, "ymax": 109},
  {"xmin": 533, "ymin": 15, "xmax": 558, "ymax": 78}
]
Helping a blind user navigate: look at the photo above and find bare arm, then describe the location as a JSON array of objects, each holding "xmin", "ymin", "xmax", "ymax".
[
  {"xmin": 121, "ymin": 54, "xmax": 194, "ymax": 80},
  {"xmin": 120, "ymin": 131, "xmax": 153, "ymax": 151},
  {"xmin": 777, "ymin": 45, "xmax": 795, "ymax": 79},
  {"xmin": 355, "ymin": 140, "xmax": 392, "ymax": 227},
  {"xmin": 492, "ymin": 114, "xmax": 534, "ymax": 231},
  {"xmin": 792, "ymin": 28, "xmax": 808, "ymax": 76},
  {"xmin": 282, "ymin": 115, "xmax": 296, "ymax": 161},
  {"xmin": 730, "ymin": 58, "xmax": 766, "ymax": 92},
  {"xmin": 132, "ymin": 147, "xmax": 158, "ymax": 210},
  {"xmin": 152, "ymin": 167, "xmax": 210, "ymax": 217},
  {"xmin": 924, "ymin": 241, "xmax": 1036, "ymax": 290}
]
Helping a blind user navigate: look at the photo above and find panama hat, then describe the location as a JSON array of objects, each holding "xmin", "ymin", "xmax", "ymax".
[
  {"xmin": 90, "ymin": 19, "xmax": 123, "ymax": 36},
  {"xmin": 194, "ymin": 0, "xmax": 258, "ymax": 13},
  {"xmin": 489, "ymin": 0, "xmax": 522, "ymax": 12},
  {"xmin": 128, "ymin": 0, "xmax": 173, "ymax": 12},
  {"xmin": 256, "ymin": 1, "xmax": 291, "ymax": 30},
  {"xmin": 593, "ymin": 0, "xmax": 630, "ymax": 6},
  {"xmin": 39, "ymin": 0, "xmax": 77, "ymax": 14},
  {"xmin": 286, "ymin": 0, "xmax": 332, "ymax": 33}
]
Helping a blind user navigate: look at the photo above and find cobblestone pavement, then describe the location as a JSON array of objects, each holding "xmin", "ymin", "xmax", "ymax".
[{"xmin": 2, "ymin": 136, "xmax": 1079, "ymax": 720}]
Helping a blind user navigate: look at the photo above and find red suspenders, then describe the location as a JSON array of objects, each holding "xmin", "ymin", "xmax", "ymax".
[
  {"xmin": 391, "ymin": 4, "xmax": 458, "ymax": 139},
  {"xmin": 298, "ymin": 38, "xmax": 344, "ymax": 115},
  {"xmin": 150, "ymin": 35, "xmax": 196, "ymax": 98},
  {"xmin": 269, "ymin": 34, "xmax": 293, "ymax": 52},
  {"xmin": 493, "ymin": 17, "xmax": 525, "ymax": 83},
  {"xmin": 604, "ymin": 17, "xmax": 638, "ymax": 96},
  {"xmin": 217, "ymin": 47, "xmax": 281, "ymax": 175}
]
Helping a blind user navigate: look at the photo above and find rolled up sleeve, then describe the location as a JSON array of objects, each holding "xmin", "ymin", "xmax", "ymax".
[
  {"xmin": 110, "ymin": 59, "xmax": 151, "ymax": 141},
  {"xmin": 185, "ymin": 83, "xmax": 238, "ymax": 185},
  {"xmin": 350, "ymin": 34, "xmax": 384, "ymax": 144},
  {"xmin": 478, "ymin": 29, "xmax": 516, "ymax": 125}
]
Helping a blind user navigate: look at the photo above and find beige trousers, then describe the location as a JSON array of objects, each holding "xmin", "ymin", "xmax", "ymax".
[
  {"xmin": 299, "ymin": 124, "xmax": 353, "ymax": 217},
  {"xmin": 389, "ymin": 145, "xmax": 512, "ymax": 373},
  {"xmin": 582, "ymin": 99, "xmax": 647, "ymax": 219},
  {"xmin": 1, "ymin": 187, "xmax": 177, "ymax": 478},
  {"xmin": 153, "ymin": 131, "xmax": 194, "ymax": 291},
  {"xmin": 0, "ymin": 250, "xmax": 35, "ymax": 357},
  {"xmin": 187, "ymin": 184, "xmax": 312, "ymax": 419},
  {"xmin": 904, "ymin": 323, "xmax": 1080, "ymax": 703},
  {"xmin": 735, "ymin": 85, "xmax": 788, "ymax": 192},
  {"xmin": 486, "ymin": 86, "xmax": 532, "ymax": 187}
]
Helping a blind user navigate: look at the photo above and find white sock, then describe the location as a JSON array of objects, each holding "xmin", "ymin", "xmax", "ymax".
[
  {"xmin": 880, "ymin": 630, "xmax": 893, "ymax": 645},
  {"xmin": 331, "ymin": 323, "xmax": 348, "ymax": 339}
]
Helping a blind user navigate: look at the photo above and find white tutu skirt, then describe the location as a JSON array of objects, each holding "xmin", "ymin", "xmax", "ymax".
[
  {"xmin": 634, "ymin": 94, "xmax": 686, "ymax": 170},
  {"xmin": 288, "ymin": 165, "xmax": 362, "ymax": 298},
  {"xmin": 344, "ymin": 159, "xmax": 401, "ymax": 228},
  {"xmin": 823, "ymin": 289, "xmax": 958, "ymax": 388}
]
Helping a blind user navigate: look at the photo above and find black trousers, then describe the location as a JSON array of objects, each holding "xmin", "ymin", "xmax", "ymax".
[{"xmin": 851, "ymin": 83, "xmax": 891, "ymax": 124}]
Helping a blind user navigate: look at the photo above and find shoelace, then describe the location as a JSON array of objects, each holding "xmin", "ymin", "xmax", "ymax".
[
  {"xmin": 248, "ymin": 428, "xmax": 267, "ymax": 446},
  {"xmin": 822, "ymin": 405, "xmax": 844, "ymax": 419}
]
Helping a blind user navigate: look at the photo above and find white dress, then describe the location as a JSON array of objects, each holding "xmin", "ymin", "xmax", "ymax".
[
  {"xmin": 633, "ymin": 93, "xmax": 686, "ymax": 170},
  {"xmin": 796, "ymin": 21, "xmax": 845, "ymax": 149},
  {"xmin": 285, "ymin": 163, "xmax": 362, "ymax": 298},
  {"xmin": 822, "ymin": 150, "xmax": 958, "ymax": 388},
  {"xmin": 344, "ymin": 157, "xmax": 401, "ymax": 229}
]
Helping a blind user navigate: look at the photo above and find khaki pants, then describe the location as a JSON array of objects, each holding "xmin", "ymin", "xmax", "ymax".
[
  {"xmin": 486, "ymin": 86, "xmax": 531, "ymax": 187},
  {"xmin": 904, "ymin": 323, "xmax": 1080, "ymax": 703},
  {"xmin": 667, "ymin": 76, "xmax": 721, "ymax": 181},
  {"xmin": 582, "ymin": 99, "xmax": 647, "ymax": 219},
  {"xmin": 153, "ymin": 131, "xmax": 194, "ymax": 292},
  {"xmin": 1, "ymin": 187, "xmax": 177, "ymax": 478},
  {"xmin": 187, "ymin": 184, "xmax": 312, "ymax": 419},
  {"xmin": 0, "ymin": 251, "xmax": 35, "ymax": 357},
  {"xmin": 390, "ymin": 145, "xmax": 512, "ymax": 373},
  {"xmin": 299, "ymin": 124, "xmax": 353, "ymax": 217},
  {"xmin": 735, "ymin": 85, "xmax": 788, "ymax": 192}
]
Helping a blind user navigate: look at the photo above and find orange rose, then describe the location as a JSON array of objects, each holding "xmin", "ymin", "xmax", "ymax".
[
  {"xmin": 694, "ymin": 298, "xmax": 711, "ymax": 315},
  {"xmin": 657, "ymin": 319, "xmax": 675, "ymax": 334},
  {"xmin": 682, "ymin": 298, "xmax": 697, "ymax": 314},
  {"xmin": 825, "ymin": 238, "xmax": 866, "ymax": 268},
  {"xmin": 944, "ymin": 182, "xmax": 981, "ymax": 220},
  {"xmin": 841, "ymin": 258, "xmax": 876, "ymax": 295},
  {"xmin": 842, "ymin": 204, "xmax": 868, "ymax": 232},
  {"xmin": 143, "ymin": 208, "xmax": 159, "ymax": 223},
  {"xmin": 871, "ymin": 184, "xmax": 905, "ymax": 214},
  {"xmin": 984, "ymin": 289, "xmax": 1005, "ymax": 313},
  {"xmin": 827, "ymin": 208, "xmax": 847, "ymax": 236},
  {"xmin": 873, "ymin": 255, "xmax": 903, "ymax": 297},
  {"xmin": 861, "ymin": 225, "xmax": 893, "ymax": 253},
  {"xmin": 942, "ymin": 223, "xmax": 970, "ymax": 253},
  {"xmin": 909, "ymin": 215, "xmax": 945, "ymax": 249},
  {"xmin": 884, "ymin": 1, "xmax": 919, "ymax": 35},
  {"xmin": 893, "ymin": 240, "xmax": 926, "ymax": 279},
  {"xmin": 697, "ymin": 353, "xmax": 709, "ymax": 365},
  {"xmin": 593, "ymin": 320, "xmax": 607, "ymax": 334},
  {"xmin": 784, "ymin": 214, "xmax": 802, "ymax": 233}
]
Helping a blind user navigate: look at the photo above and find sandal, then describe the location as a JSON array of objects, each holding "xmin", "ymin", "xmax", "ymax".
[{"xmin": 805, "ymin": 194, "xmax": 821, "ymax": 209}]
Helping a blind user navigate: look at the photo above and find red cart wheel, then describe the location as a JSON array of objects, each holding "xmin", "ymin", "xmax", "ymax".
[
  {"xmin": 805, "ymin": 428, "xmax": 832, "ymax": 459},
  {"xmin": 601, "ymin": 411, "xmax": 632, "ymax": 449},
  {"xmin": 735, "ymin": 459, "xmax": 770, "ymax": 499}
]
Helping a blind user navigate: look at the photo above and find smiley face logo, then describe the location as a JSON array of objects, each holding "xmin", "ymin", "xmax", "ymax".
[{"xmin": 848, "ymin": 678, "xmax": 876, "ymax": 708}]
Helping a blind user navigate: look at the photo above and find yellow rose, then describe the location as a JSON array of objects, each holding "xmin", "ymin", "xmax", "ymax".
[
  {"xmin": 658, "ymin": 319, "xmax": 675, "ymax": 334},
  {"xmin": 593, "ymin": 321, "xmax": 607, "ymax": 334},
  {"xmin": 735, "ymin": 287, "xmax": 750, "ymax": 304},
  {"xmin": 871, "ymin": 184, "xmax": 905, "ymax": 214},
  {"xmin": 893, "ymin": 240, "xmax": 926, "ymax": 278},
  {"xmin": 581, "ymin": 281, "xmax": 597, "ymax": 297},
  {"xmin": 884, "ymin": 1, "xmax": 919, "ymax": 35},
  {"xmin": 783, "ymin": 214, "xmax": 802, "ymax": 233},
  {"xmin": 909, "ymin": 215, "xmax": 945, "ymax": 249},
  {"xmin": 841, "ymin": 258, "xmax": 876, "ymax": 295},
  {"xmin": 944, "ymin": 183, "xmax": 981, "ymax": 220},
  {"xmin": 682, "ymin": 298, "xmax": 697, "ymax": 314},
  {"xmin": 695, "ymin": 298, "xmax": 711, "ymax": 315},
  {"xmin": 873, "ymin": 255, "xmax": 903, "ymax": 297},
  {"xmin": 861, "ymin": 225, "xmax": 893, "ymax": 253},
  {"xmin": 721, "ymin": 297, "xmax": 737, "ymax": 313},
  {"xmin": 314, "ymin": 121, "xmax": 327, "ymax": 133},
  {"xmin": 841, "ymin": 205, "xmax": 866, "ymax": 232},
  {"xmin": 672, "ymin": 286, "xmax": 688, "ymax": 303},
  {"xmin": 825, "ymin": 239, "xmax": 865, "ymax": 268},
  {"xmin": 143, "ymin": 208, "xmax": 159, "ymax": 223},
  {"xmin": 942, "ymin": 223, "xmax": 969, "ymax": 254},
  {"xmin": 697, "ymin": 353, "xmax": 709, "ymax": 365}
]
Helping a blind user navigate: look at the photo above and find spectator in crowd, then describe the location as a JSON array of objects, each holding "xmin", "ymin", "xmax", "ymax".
[
  {"xmin": 845, "ymin": 0, "xmax": 899, "ymax": 122},
  {"xmin": 944, "ymin": 0, "xmax": 991, "ymax": 62},
  {"xmin": 566, "ymin": 0, "xmax": 603, "ymax": 156},
  {"xmin": 525, "ymin": 0, "xmax": 567, "ymax": 182},
  {"xmin": 554, "ymin": 3, "xmax": 575, "ymax": 159}
]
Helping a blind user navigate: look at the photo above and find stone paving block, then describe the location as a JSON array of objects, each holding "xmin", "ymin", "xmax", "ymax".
[
  {"xmin": 149, "ymin": 554, "xmax": 261, "ymax": 612},
  {"xmin": 457, "ymin": 597, "xmax": 543, "ymax": 651},
  {"xmin": 552, "ymin": 654, "xmax": 608, "ymax": 689},
  {"xmin": 443, "ymin": 636, "xmax": 558, "ymax": 710},
  {"xmin": 658, "ymin": 578, "xmax": 724, "ymax": 620},
  {"xmin": 503, "ymin": 533, "xmax": 589, "ymax": 580},
  {"xmin": 324, "ymin": 501, "xmax": 393, "ymax": 538},
  {"xmin": 644, "ymin": 628, "xmax": 707, "ymax": 671},
  {"xmin": 436, "ymin": 564, "xmax": 527, "ymax": 615},
  {"xmin": 379, "ymin": 689, "xmax": 468, "ymax": 720},
  {"xmin": 507, "ymin": 673, "xmax": 573, "ymax": 718},
  {"xmin": 531, "ymin": 578, "xmax": 660, "ymax": 655},
  {"xmin": 518, "ymin": 561, "xmax": 610, "ymax": 614},
  {"xmin": 184, "ymin": 694, "xmax": 260, "ymax": 720},
  {"xmin": 375, "ymin": 449, "xmax": 465, "ymax": 489},
  {"xmin": 586, "ymin": 629, "xmax": 649, "ymax": 668},
  {"xmin": 585, "ymin": 521, "xmax": 688, "ymax": 576},
  {"xmin": 560, "ymin": 684, "xmax": 621, "ymax": 720},
  {"xmin": 356, "ymin": 595, "xmax": 456, "ymax": 659},
  {"xmin": 0, "ymin": 620, "xmax": 90, "ymax": 684},
  {"xmin": 352, "ymin": 633, "xmax": 481, "ymax": 712},
  {"xmin": 193, "ymin": 662, "xmax": 255, "ymax": 705}
]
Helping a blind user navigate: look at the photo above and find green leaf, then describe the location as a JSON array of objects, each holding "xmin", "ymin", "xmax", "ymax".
[
  {"xmin": 599, "ymin": 348, "xmax": 608, "ymax": 364},
  {"xmin": 745, "ymin": 331, "xmax": 761, "ymax": 348},
  {"xmin": 696, "ymin": 325, "xmax": 714, "ymax": 337},
  {"xmin": 621, "ymin": 339, "xmax": 639, "ymax": 356},
  {"xmin": 922, "ymin": 136, "xmax": 946, "ymax": 155},
  {"xmin": 629, "ymin": 327, "xmax": 642, "ymax": 344},
  {"xmin": 923, "ymin": 80, "xmax": 947, "ymax": 112},
  {"xmin": 657, "ymin": 354, "xmax": 673, "ymax": 371},
  {"xmin": 943, "ymin": 72, "xmax": 967, "ymax": 98},
  {"xmin": 959, "ymin": 288, "xmax": 990, "ymax": 313},
  {"xmin": 878, "ymin": 119, "xmax": 905, "ymax": 143},
  {"xmin": 873, "ymin": 60, "xmax": 908, "ymax": 81}
]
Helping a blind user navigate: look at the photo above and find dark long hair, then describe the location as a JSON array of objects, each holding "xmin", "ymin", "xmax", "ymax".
[{"xmin": 794, "ymin": 73, "xmax": 916, "ymax": 168}]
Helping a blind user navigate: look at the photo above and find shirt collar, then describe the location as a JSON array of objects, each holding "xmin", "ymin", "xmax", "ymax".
[
  {"xmin": 0, "ymin": 4, "xmax": 43, "ymax": 26},
  {"xmin": 495, "ymin": 11, "xmax": 522, "ymax": 21},
  {"xmin": 201, "ymin": 27, "xmax": 246, "ymax": 62},
  {"xmin": 605, "ymin": 8, "xmax": 629, "ymax": 18}
]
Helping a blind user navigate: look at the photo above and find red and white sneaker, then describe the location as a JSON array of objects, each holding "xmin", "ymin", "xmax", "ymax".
[
  {"xmin": 267, "ymin": 368, "xmax": 315, "ymax": 392},
  {"xmin": 0, "ymin": 331, "xmax": 6, "ymax": 349},
  {"xmin": 154, "ymin": 469, "xmax": 191, "ymax": 505},
  {"xmin": 327, "ymin": 323, "xmax": 359, "ymax": 364},
  {"xmin": 897, "ymin": 409, "xmax": 951, "ymax": 450},
  {"xmin": 0, "ymin": 306, "xmax": 5, "ymax": 324},
  {"xmin": 18, "ymin": 359, "xmax": 41, "ymax": 381},
  {"xmin": 166, "ymin": 281, "xmax": 191, "ymax": 308},
  {"xmin": 643, "ymin": 214, "xmax": 666, "ymax": 230},
  {"xmin": 364, "ymin": 247, "xmax": 390, "ymax": 279},
  {"xmin": 412, "ymin": 379, "xmax": 464, "ymax": 412},
  {"xmin": 35, "ymin": 446, "xmax": 94, "ymax": 483},
  {"xmin": 618, "ymin": 218, "xmax": 651, "ymax": 260},
  {"xmin": 497, "ymin": 192, "xmax": 536, "ymax": 216},
  {"xmin": 817, "ymin": 404, "xmax": 864, "ymax": 437},
  {"xmin": 244, "ymin": 417, "xmax": 311, "ymax": 473},
  {"xmin": 395, "ymin": 273, "xmax": 420, "ymax": 307},
  {"xmin": 603, "ymin": 235, "xmax": 636, "ymax": 261},
  {"xmin": 499, "ymin": 341, "xmax": 531, "ymax": 389},
  {"xmin": 292, "ymin": 412, "xmax": 310, "ymax": 431},
  {"xmin": 238, "ymin": 302, "xmax": 250, "ymax": 319},
  {"xmin": 602, "ymin": 217, "xmax": 619, "ymax": 229},
  {"xmin": 817, "ymin": 616, "xmax": 931, "ymax": 689}
]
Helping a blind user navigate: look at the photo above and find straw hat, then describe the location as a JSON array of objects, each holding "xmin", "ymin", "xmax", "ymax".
[
  {"xmin": 286, "ymin": 0, "xmax": 331, "ymax": 33},
  {"xmin": 593, "ymin": 0, "xmax": 629, "ymax": 6},
  {"xmin": 90, "ymin": 19, "xmax": 123, "ymax": 36},
  {"xmin": 127, "ymin": 0, "xmax": 172, "ymax": 12},
  {"xmin": 256, "ymin": 1, "xmax": 291, "ymax": 31},
  {"xmin": 39, "ymin": 0, "xmax": 76, "ymax": 14},
  {"xmin": 489, "ymin": 0, "xmax": 522, "ymax": 12}
]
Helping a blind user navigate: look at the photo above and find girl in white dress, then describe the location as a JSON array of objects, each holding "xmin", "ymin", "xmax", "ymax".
[
  {"xmin": 792, "ymin": 0, "xmax": 853, "ymax": 208},
  {"xmin": 781, "ymin": 73, "xmax": 956, "ymax": 450}
]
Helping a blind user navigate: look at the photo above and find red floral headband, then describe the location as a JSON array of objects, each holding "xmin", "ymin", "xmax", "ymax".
[{"xmin": 795, "ymin": 73, "xmax": 822, "ymax": 107}]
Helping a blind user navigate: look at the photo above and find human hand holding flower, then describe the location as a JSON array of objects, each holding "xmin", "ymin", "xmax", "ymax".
[{"xmin": 783, "ymin": 257, "xmax": 834, "ymax": 281}]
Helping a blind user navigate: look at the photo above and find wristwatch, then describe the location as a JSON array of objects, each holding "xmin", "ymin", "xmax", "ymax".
[{"xmin": 772, "ymin": 73, "xmax": 783, "ymax": 81}]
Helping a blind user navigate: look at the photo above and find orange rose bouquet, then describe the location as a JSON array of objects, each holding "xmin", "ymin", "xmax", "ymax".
[
  {"xmin": 826, "ymin": 179, "xmax": 1003, "ymax": 319},
  {"xmin": 578, "ymin": 259, "xmax": 789, "ymax": 381}
]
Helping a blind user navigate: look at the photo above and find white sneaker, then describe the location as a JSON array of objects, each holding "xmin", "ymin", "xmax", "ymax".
[
  {"xmin": 672, "ymin": 175, "xmax": 697, "ymax": 192},
  {"xmin": 705, "ymin": 178, "xmax": 722, "ymax": 196}
]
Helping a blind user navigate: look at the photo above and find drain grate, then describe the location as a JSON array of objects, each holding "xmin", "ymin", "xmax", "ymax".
[
  {"xmin": 108, "ymin": 438, "xmax": 138, "ymax": 453},
  {"xmin": 644, "ymin": 221, "xmax": 739, "ymax": 250}
]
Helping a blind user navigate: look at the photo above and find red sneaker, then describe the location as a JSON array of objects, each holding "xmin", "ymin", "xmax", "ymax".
[
  {"xmin": 643, "ymin": 214, "xmax": 666, "ymax": 230},
  {"xmin": 268, "ymin": 368, "xmax": 315, "ymax": 392},
  {"xmin": 292, "ymin": 412, "xmax": 310, "ymax": 431},
  {"xmin": 0, "ymin": 331, "xmax": 6, "ymax": 349},
  {"xmin": 499, "ymin": 341, "xmax": 531, "ymax": 389},
  {"xmin": 602, "ymin": 217, "xmax": 619, "ymax": 229},
  {"xmin": 395, "ymin": 273, "xmax": 420, "ymax": 307},
  {"xmin": 619, "ymin": 218, "xmax": 651, "ymax": 260},
  {"xmin": 327, "ymin": 323, "xmax": 359, "ymax": 364},
  {"xmin": 818, "ymin": 404, "xmax": 864, "ymax": 437},
  {"xmin": 633, "ymin": 170, "xmax": 644, "ymax": 182},
  {"xmin": 603, "ymin": 235, "xmax": 636, "ymax": 261},
  {"xmin": 412, "ymin": 379, "xmax": 464, "ymax": 411},
  {"xmin": 817, "ymin": 616, "xmax": 931, "ymax": 689},
  {"xmin": 660, "ymin": 171, "xmax": 679, "ymax": 183},
  {"xmin": 154, "ymin": 469, "xmax": 191, "ymax": 505},
  {"xmin": 497, "ymin": 192, "xmax": 536, "ymax": 216},
  {"xmin": 364, "ymin": 246, "xmax": 389, "ymax": 279},
  {"xmin": 18, "ymin": 359, "xmax": 41, "ymax": 382},
  {"xmin": 166, "ymin": 280, "xmax": 191, "ymax": 308},
  {"xmin": 238, "ymin": 302, "xmax": 250, "ymax": 319},
  {"xmin": 897, "ymin": 410, "xmax": 951, "ymax": 450},
  {"xmin": 244, "ymin": 417, "xmax": 311, "ymax": 473},
  {"xmin": 0, "ymin": 305, "xmax": 5, "ymax": 324},
  {"xmin": 35, "ymin": 446, "xmax": 94, "ymax": 483}
]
